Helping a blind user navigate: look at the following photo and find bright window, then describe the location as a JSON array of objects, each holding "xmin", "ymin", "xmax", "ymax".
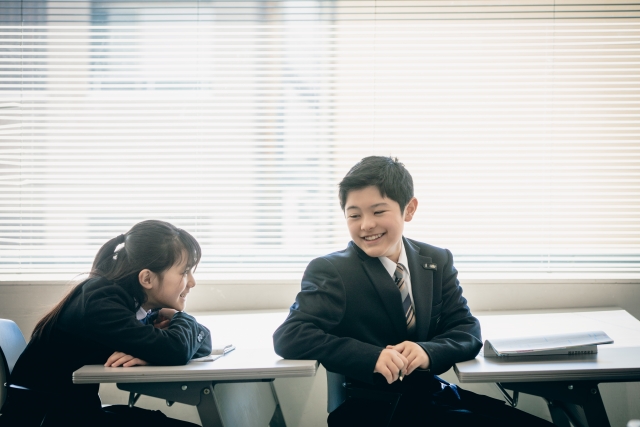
[{"xmin": 1, "ymin": 1, "xmax": 639, "ymax": 281}]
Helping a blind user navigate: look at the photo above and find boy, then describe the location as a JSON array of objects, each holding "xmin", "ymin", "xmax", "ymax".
[{"xmin": 273, "ymin": 156, "xmax": 553, "ymax": 426}]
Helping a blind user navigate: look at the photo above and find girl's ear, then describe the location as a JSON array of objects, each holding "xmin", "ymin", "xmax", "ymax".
[{"xmin": 138, "ymin": 269, "xmax": 155, "ymax": 290}]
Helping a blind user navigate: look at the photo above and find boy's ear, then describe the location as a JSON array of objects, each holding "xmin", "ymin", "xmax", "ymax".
[
  {"xmin": 138, "ymin": 269, "xmax": 155, "ymax": 290},
  {"xmin": 404, "ymin": 197, "xmax": 418, "ymax": 222}
]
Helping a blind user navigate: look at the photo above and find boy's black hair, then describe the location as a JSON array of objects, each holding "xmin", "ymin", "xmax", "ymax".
[{"xmin": 339, "ymin": 156, "xmax": 414, "ymax": 213}]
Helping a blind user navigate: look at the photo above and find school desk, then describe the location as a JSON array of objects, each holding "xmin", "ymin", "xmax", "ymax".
[
  {"xmin": 73, "ymin": 310, "xmax": 318, "ymax": 427},
  {"xmin": 454, "ymin": 308, "xmax": 640, "ymax": 427}
]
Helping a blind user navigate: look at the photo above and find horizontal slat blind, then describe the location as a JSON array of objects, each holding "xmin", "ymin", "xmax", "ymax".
[{"xmin": 1, "ymin": 1, "xmax": 639, "ymax": 280}]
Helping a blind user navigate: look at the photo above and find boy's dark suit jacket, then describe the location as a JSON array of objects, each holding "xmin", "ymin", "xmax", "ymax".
[{"xmin": 273, "ymin": 237, "xmax": 482, "ymax": 391}]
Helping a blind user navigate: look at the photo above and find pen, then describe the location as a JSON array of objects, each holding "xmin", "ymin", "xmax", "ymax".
[{"xmin": 399, "ymin": 369, "xmax": 404, "ymax": 381}]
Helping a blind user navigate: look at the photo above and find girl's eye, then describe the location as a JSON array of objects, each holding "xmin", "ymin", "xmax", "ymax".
[{"xmin": 375, "ymin": 211, "xmax": 386, "ymax": 215}]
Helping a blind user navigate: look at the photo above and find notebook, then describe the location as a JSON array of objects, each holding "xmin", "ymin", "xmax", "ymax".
[
  {"xmin": 191, "ymin": 344, "xmax": 236, "ymax": 362},
  {"xmin": 483, "ymin": 331, "xmax": 613, "ymax": 357}
]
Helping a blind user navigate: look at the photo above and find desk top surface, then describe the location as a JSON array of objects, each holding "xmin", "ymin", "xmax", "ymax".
[
  {"xmin": 73, "ymin": 348, "xmax": 318, "ymax": 384},
  {"xmin": 75, "ymin": 307, "xmax": 640, "ymax": 385},
  {"xmin": 73, "ymin": 310, "xmax": 317, "ymax": 385},
  {"xmin": 454, "ymin": 308, "xmax": 640, "ymax": 383}
]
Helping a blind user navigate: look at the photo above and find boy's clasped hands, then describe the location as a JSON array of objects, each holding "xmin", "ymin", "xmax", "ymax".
[{"xmin": 374, "ymin": 341, "xmax": 430, "ymax": 384}]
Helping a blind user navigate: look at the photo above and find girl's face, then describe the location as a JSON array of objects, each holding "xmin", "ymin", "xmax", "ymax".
[{"xmin": 140, "ymin": 255, "xmax": 195, "ymax": 311}]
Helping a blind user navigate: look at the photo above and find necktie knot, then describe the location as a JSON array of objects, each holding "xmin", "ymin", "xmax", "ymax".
[{"xmin": 394, "ymin": 263, "xmax": 405, "ymax": 283}]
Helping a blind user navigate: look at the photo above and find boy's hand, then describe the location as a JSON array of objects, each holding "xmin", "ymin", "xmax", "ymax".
[
  {"xmin": 374, "ymin": 348, "xmax": 409, "ymax": 384},
  {"xmin": 386, "ymin": 341, "xmax": 430, "ymax": 376},
  {"xmin": 105, "ymin": 351, "xmax": 149, "ymax": 367},
  {"xmin": 154, "ymin": 308, "xmax": 178, "ymax": 329}
]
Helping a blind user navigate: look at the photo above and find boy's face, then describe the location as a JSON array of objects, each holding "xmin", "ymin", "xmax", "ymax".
[{"xmin": 344, "ymin": 185, "xmax": 418, "ymax": 263}]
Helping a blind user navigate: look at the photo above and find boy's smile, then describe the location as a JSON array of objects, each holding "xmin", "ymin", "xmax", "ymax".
[{"xmin": 344, "ymin": 186, "xmax": 418, "ymax": 263}]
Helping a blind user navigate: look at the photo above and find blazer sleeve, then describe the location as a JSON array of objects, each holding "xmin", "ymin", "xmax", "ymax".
[
  {"xmin": 75, "ymin": 285, "xmax": 212, "ymax": 365},
  {"xmin": 273, "ymin": 257, "xmax": 383, "ymax": 384},
  {"xmin": 416, "ymin": 249, "xmax": 482, "ymax": 374}
]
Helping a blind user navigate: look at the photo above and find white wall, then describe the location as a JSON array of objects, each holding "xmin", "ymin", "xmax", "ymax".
[{"xmin": 1, "ymin": 280, "xmax": 639, "ymax": 426}]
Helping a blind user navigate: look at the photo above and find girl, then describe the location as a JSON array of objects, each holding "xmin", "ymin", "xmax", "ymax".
[{"xmin": 2, "ymin": 220, "xmax": 212, "ymax": 427}]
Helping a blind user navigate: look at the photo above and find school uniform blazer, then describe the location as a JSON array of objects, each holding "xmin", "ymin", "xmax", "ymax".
[
  {"xmin": 273, "ymin": 238, "xmax": 482, "ymax": 386},
  {"xmin": 9, "ymin": 277, "xmax": 212, "ymax": 411}
]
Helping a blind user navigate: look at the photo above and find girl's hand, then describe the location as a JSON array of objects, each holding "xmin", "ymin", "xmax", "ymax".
[
  {"xmin": 154, "ymin": 308, "xmax": 178, "ymax": 329},
  {"xmin": 105, "ymin": 351, "xmax": 149, "ymax": 367}
]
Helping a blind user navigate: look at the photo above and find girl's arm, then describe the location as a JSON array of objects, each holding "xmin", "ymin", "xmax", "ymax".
[
  {"xmin": 104, "ymin": 308, "xmax": 210, "ymax": 366},
  {"xmin": 62, "ymin": 281, "xmax": 212, "ymax": 365}
]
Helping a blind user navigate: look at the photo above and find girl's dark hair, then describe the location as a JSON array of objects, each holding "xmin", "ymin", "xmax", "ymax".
[{"xmin": 31, "ymin": 220, "xmax": 201, "ymax": 340}]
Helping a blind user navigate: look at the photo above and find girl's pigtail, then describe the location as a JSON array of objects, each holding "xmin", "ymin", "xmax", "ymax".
[
  {"xmin": 32, "ymin": 233, "xmax": 128, "ymax": 340},
  {"xmin": 91, "ymin": 234, "xmax": 126, "ymax": 277}
]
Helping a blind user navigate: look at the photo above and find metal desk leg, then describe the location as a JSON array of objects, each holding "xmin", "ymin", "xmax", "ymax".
[
  {"xmin": 118, "ymin": 379, "xmax": 284, "ymax": 427},
  {"xmin": 544, "ymin": 399, "xmax": 573, "ymax": 427},
  {"xmin": 118, "ymin": 381, "xmax": 225, "ymax": 427},
  {"xmin": 495, "ymin": 383, "xmax": 519, "ymax": 407},
  {"xmin": 545, "ymin": 398, "xmax": 588, "ymax": 427},
  {"xmin": 580, "ymin": 385, "xmax": 610, "ymax": 427},
  {"xmin": 196, "ymin": 384, "xmax": 224, "ymax": 427},
  {"xmin": 500, "ymin": 381, "xmax": 610, "ymax": 427},
  {"xmin": 268, "ymin": 381, "xmax": 286, "ymax": 427}
]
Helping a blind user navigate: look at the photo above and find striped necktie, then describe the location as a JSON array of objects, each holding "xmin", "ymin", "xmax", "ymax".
[{"xmin": 394, "ymin": 263, "xmax": 416, "ymax": 335}]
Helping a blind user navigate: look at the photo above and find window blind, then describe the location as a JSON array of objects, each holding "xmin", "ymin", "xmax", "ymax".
[{"xmin": 1, "ymin": 1, "xmax": 639, "ymax": 281}]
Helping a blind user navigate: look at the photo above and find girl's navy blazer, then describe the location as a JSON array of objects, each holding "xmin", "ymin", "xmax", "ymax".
[{"xmin": 9, "ymin": 277, "xmax": 212, "ymax": 412}]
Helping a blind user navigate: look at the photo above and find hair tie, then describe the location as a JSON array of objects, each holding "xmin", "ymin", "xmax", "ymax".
[{"xmin": 113, "ymin": 234, "xmax": 126, "ymax": 258}]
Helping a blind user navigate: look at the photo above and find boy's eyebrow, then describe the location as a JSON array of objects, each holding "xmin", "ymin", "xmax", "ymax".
[
  {"xmin": 346, "ymin": 202, "xmax": 389, "ymax": 211},
  {"xmin": 369, "ymin": 202, "xmax": 389, "ymax": 209}
]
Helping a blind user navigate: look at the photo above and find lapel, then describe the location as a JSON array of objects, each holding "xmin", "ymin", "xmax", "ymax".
[
  {"xmin": 349, "ymin": 241, "xmax": 407, "ymax": 339},
  {"xmin": 404, "ymin": 237, "xmax": 434, "ymax": 341}
]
